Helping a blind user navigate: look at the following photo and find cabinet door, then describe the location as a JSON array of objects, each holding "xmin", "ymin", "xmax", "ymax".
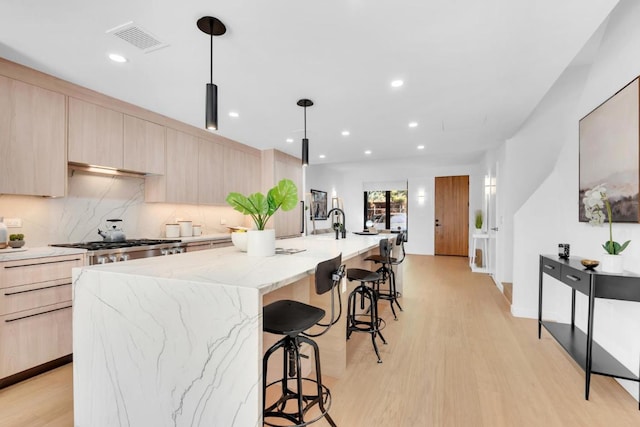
[
  {"xmin": 273, "ymin": 151, "xmax": 302, "ymax": 237},
  {"xmin": 224, "ymin": 146, "xmax": 261, "ymax": 196},
  {"xmin": 166, "ymin": 129, "xmax": 199, "ymax": 203},
  {"xmin": 68, "ymin": 97, "xmax": 123, "ymax": 168},
  {"xmin": 198, "ymin": 139, "xmax": 225, "ymax": 204},
  {"xmin": 123, "ymin": 115, "xmax": 165, "ymax": 175},
  {"xmin": 0, "ymin": 75, "xmax": 66, "ymax": 197}
]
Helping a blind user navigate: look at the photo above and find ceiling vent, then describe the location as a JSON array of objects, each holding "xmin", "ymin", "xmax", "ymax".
[{"xmin": 106, "ymin": 21, "xmax": 169, "ymax": 53}]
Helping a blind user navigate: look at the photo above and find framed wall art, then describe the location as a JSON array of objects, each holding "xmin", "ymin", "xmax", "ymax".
[
  {"xmin": 579, "ymin": 77, "xmax": 639, "ymax": 223},
  {"xmin": 310, "ymin": 189, "xmax": 328, "ymax": 220}
]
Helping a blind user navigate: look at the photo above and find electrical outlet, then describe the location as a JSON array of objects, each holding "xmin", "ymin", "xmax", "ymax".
[
  {"xmin": 3, "ymin": 218, "xmax": 22, "ymax": 228},
  {"xmin": 220, "ymin": 218, "xmax": 226, "ymax": 225}
]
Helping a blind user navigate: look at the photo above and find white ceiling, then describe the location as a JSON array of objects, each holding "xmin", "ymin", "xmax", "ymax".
[{"xmin": 0, "ymin": 0, "xmax": 619, "ymax": 166}]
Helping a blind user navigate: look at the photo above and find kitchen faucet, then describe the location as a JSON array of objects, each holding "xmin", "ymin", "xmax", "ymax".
[{"xmin": 327, "ymin": 208, "xmax": 346, "ymax": 239}]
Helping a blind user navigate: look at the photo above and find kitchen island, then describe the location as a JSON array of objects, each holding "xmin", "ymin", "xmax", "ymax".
[{"xmin": 72, "ymin": 233, "xmax": 391, "ymax": 427}]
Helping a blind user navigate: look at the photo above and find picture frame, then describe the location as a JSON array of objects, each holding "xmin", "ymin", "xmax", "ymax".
[
  {"xmin": 310, "ymin": 189, "xmax": 328, "ymax": 220},
  {"xmin": 579, "ymin": 77, "xmax": 640, "ymax": 223}
]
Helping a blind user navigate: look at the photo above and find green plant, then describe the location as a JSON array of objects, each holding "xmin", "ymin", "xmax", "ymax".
[
  {"xmin": 226, "ymin": 179, "xmax": 298, "ymax": 230},
  {"xmin": 9, "ymin": 233, "xmax": 24, "ymax": 241},
  {"xmin": 583, "ymin": 184, "xmax": 630, "ymax": 254},
  {"xmin": 474, "ymin": 210, "xmax": 483, "ymax": 229}
]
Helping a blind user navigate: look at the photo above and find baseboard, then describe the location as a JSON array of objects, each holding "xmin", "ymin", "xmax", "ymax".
[{"xmin": 510, "ymin": 305, "xmax": 537, "ymax": 319}]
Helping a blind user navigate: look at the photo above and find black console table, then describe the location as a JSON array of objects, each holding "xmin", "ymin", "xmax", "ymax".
[{"xmin": 538, "ymin": 255, "xmax": 640, "ymax": 408}]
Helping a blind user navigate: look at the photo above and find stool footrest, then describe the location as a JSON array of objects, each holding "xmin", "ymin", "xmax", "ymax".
[{"xmin": 264, "ymin": 378, "xmax": 332, "ymax": 427}]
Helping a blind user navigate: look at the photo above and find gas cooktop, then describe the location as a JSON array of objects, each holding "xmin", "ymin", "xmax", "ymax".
[{"xmin": 52, "ymin": 239, "xmax": 181, "ymax": 251}]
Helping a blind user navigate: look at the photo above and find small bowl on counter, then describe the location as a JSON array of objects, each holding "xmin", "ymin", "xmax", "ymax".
[
  {"xmin": 231, "ymin": 231, "xmax": 248, "ymax": 252},
  {"xmin": 581, "ymin": 259, "xmax": 599, "ymax": 270}
]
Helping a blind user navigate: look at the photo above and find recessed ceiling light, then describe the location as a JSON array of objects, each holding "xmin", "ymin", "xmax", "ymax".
[
  {"xmin": 409, "ymin": 122, "xmax": 418, "ymax": 128},
  {"xmin": 229, "ymin": 111, "xmax": 239, "ymax": 118},
  {"xmin": 108, "ymin": 53, "xmax": 127, "ymax": 63},
  {"xmin": 286, "ymin": 138, "xmax": 294, "ymax": 143},
  {"xmin": 341, "ymin": 130, "xmax": 350, "ymax": 136},
  {"xmin": 417, "ymin": 145, "xmax": 425, "ymax": 150},
  {"xmin": 319, "ymin": 154, "xmax": 326, "ymax": 159},
  {"xmin": 391, "ymin": 80, "xmax": 404, "ymax": 88},
  {"xmin": 364, "ymin": 150, "xmax": 372, "ymax": 155}
]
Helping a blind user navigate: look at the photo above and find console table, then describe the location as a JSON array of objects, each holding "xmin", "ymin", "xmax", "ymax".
[{"xmin": 538, "ymin": 255, "xmax": 640, "ymax": 408}]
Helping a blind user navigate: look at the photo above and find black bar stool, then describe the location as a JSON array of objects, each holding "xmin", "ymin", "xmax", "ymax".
[
  {"xmin": 364, "ymin": 233, "xmax": 406, "ymax": 319},
  {"xmin": 346, "ymin": 267, "xmax": 387, "ymax": 363},
  {"xmin": 263, "ymin": 253, "xmax": 345, "ymax": 427}
]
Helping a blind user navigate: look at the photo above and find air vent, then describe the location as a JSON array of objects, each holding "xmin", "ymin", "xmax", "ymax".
[{"xmin": 106, "ymin": 21, "xmax": 169, "ymax": 53}]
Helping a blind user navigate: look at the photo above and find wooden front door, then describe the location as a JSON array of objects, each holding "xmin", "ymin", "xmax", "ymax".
[{"xmin": 434, "ymin": 175, "xmax": 469, "ymax": 256}]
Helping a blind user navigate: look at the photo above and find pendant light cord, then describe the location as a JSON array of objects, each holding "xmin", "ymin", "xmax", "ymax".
[
  {"xmin": 209, "ymin": 22, "xmax": 213, "ymax": 84},
  {"xmin": 304, "ymin": 105, "xmax": 307, "ymax": 138}
]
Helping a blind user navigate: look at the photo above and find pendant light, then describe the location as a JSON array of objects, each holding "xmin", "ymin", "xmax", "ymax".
[
  {"xmin": 297, "ymin": 99, "xmax": 313, "ymax": 166},
  {"xmin": 197, "ymin": 16, "xmax": 226, "ymax": 131}
]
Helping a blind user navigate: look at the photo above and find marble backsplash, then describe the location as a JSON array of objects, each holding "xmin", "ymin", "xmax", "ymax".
[{"xmin": 0, "ymin": 171, "xmax": 248, "ymax": 246}]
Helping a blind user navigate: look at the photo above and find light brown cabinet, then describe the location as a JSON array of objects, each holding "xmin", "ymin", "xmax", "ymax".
[
  {"xmin": 0, "ymin": 75, "xmax": 66, "ymax": 197},
  {"xmin": 0, "ymin": 254, "xmax": 84, "ymax": 381},
  {"xmin": 145, "ymin": 128, "xmax": 199, "ymax": 203},
  {"xmin": 123, "ymin": 115, "xmax": 165, "ymax": 175},
  {"xmin": 68, "ymin": 97, "xmax": 123, "ymax": 168},
  {"xmin": 184, "ymin": 239, "xmax": 232, "ymax": 252},
  {"xmin": 198, "ymin": 139, "xmax": 225, "ymax": 204},
  {"xmin": 262, "ymin": 150, "xmax": 302, "ymax": 238},
  {"xmin": 224, "ymin": 146, "xmax": 261, "ymax": 197}
]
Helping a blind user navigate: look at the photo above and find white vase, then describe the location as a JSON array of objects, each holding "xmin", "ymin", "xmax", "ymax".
[
  {"xmin": 601, "ymin": 254, "xmax": 624, "ymax": 274},
  {"xmin": 247, "ymin": 229, "xmax": 276, "ymax": 257}
]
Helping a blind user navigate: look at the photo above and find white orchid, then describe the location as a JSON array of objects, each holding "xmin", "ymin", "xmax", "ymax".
[{"xmin": 583, "ymin": 183, "xmax": 630, "ymax": 255}]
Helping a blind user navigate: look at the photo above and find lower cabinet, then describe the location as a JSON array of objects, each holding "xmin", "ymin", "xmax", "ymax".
[
  {"xmin": 185, "ymin": 239, "xmax": 232, "ymax": 252},
  {"xmin": 0, "ymin": 254, "xmax": 84, "ymax": 382}
]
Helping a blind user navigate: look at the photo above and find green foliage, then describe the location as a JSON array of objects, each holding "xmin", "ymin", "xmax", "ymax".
[
  {"xmin": 602, "ymin": 239, "xmax": 630, "ymax": 255},
  {"xmin": 9, "ymin": 233, "xmax": 24, "ymax": 241},
  {"xmin": 474, "ymin": 210, "xmax": 483, "ymax": 229},
  {"xmin": 226, "ymin": 179, "xmax": 298, "ymax": 230}
]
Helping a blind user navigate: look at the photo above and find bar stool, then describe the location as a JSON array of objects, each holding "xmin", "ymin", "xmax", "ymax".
[
  {"xmin": 364, "ymin": 233, "xmax": 405, "ymax": 320},
  {"xmin": 263, "ymin": 253, "xmax": 345, "ymax": 427},
  {"xmin": 346, "ymin": 268, "xmax": 387, "ymax": 363}
]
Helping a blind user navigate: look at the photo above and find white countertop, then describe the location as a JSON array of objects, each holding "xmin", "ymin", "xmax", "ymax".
[
  {"xmin": 0, "ymin": 246, "xmax": 86, "ymax": 262},
  {"xmin": 80, "ymin": 233, "xmax": 389, "ymax": 294}
]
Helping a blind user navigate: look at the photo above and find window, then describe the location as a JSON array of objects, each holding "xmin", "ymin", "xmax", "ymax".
[{"xmin": 363, "ymin": 190, "xmax": 408, "ymax": 234}]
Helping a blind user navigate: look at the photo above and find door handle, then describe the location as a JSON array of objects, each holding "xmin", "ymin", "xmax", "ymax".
[{"xmin": 491, "ymin": 227, "xmax": 499, "ymax": 231}]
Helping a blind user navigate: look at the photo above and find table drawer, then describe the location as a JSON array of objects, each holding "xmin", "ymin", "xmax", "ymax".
[
  {"xmin": 541, "ymin": 257, "xmax": 562, "ymax": 280},
  {"xmin": 0, "ymin": 255, "xmax": 84, "ymax": 289},
  {"xmin": 561, "ymin": 265, "xmax": 591, "ymax": 294},
  {"xmin": 0, "ymin": 279, "xmax": 71, "ymax": 316}
]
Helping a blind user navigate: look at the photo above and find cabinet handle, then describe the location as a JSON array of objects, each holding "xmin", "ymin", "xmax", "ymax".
[
  {"xmin": 4, "ymin": 282, "xmax": 71, "ymax": 296},
  {"xmin": 544, "ymin": 264, "xmax": 556, "ymax": 270},
  {"xmin": 5, "ymin": 305, "xmax": 72, "ymax": 323},
  {"xmin": 4, "ymin": 257, "xmax": 82, "ymax": 269},
  {"xmin": 565, "ymin": 274, "xmax": 580, "ymax": 282}
]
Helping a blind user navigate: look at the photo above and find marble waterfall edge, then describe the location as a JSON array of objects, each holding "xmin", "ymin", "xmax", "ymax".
[{"xmin": 72, "ymin": 268, "xmax": 262, "ymax": 427}]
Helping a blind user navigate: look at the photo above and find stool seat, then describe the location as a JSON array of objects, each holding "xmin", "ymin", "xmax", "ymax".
[
  {"xmin": 364, "ymin": 254, "xmax": 398, "ymax": 264},
  {"xmin": 263, "ymin": 300, "xmax": 325, "ymax": 337},
  {"xmin": 347, "ymin": 268, "xmax": 380, "ymax": 283}
]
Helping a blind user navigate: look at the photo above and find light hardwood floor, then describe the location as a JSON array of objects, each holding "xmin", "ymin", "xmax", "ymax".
[{"xmin": 1, "ymin": 255, "xmax": 639, "ymax": 426}]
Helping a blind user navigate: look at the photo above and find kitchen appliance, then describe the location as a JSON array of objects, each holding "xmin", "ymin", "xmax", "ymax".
[
  {"xmin": 98, "ymin": 219, "xmax": 126, "ymax": 242},
  {"xmin": 51, "ymin": 239, "xmax": 183, "ymax": 265}
]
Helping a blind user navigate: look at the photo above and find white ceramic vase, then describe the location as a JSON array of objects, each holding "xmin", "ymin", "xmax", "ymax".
[
  {"xmin": 247, "ymin": 229, "xmax": 276, "ymax": 257},
  {"xmin": 601, "ymin": 254, "xmax": 623, "ymax": 274}
]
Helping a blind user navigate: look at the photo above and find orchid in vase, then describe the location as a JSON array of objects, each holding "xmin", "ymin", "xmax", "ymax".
[{"xmin": 583, "ymin": 184, "xmax": 630, "ymax": 254}]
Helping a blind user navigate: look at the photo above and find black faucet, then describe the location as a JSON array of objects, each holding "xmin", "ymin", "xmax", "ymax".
[{"xmin": 327, "ymin": 208, "xmax": 346, "ymax": 239}]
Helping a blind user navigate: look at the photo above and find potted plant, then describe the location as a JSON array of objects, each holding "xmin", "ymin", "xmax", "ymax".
[
  {"xmin": 9, "ymin": 233, "xmax": 25, "ymax": 249},
  {"xmin": 583, "ymin": 184, "xmax": 630, "ymax": 273},
  {"xmin": 226, "ymin": 179, "xmax": 298, "ymax": 256},
  {"xmin": 474, "ymin": 210, "xmax": 483, "ymax": 231}
]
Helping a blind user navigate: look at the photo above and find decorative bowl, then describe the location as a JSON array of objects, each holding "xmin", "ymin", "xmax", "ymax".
[
  {"xmin": 231, "ymin": 231, "xmax": 248, "ymax": 252},
  {"xmin": 8, "ymin": 240, "xmax": 25, "ymax": 249},
  {"xmin": 581, "ymin": 259, "xmax": 599, "ymax": 270}
]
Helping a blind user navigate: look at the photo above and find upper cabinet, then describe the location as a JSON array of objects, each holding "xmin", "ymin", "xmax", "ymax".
[
  {"xmin": 123, "ymin": 115, "xmax": 165, "ymax": 175},
  {"xmin": 198, "ymin": 139, "xmax": 225, "ymax": 204},
  {"xmin": 0, "ymin": 75, "xmax": 66, "ymax": 197},
  {"xmin": 145, "ymin": 128, "xmax": 199, "ymax": 204},
  {"xmin": 262, "ymin": 149, "xmax": 302, "ymax": 238},
  {"xmin": 224, "ymin": 145, "xmax": 261, "ymax": 197},
  {"xmin": 68, "ymin": 97, "xmax": 123, "ymax": 169}
]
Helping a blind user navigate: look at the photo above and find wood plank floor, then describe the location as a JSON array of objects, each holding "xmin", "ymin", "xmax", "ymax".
[{"xmin": 1, "ymin": 255, "xmax": 639, "ymax": 426}]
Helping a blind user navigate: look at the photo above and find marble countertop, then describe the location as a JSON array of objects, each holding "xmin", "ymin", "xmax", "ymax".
[
  {"xmin": 80, "ymin": 233, "xmax": 390, "ymax": 294},
  {"xmin": 0, "ymin": 246, "xmax": 87, "ymax": 262}
]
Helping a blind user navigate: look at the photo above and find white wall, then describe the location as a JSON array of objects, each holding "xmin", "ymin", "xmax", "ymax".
[
  {"xmin": 508, "ymin": 0, "xmax": 640, "ymax": 400},
  {"xmin": 306, "ymin": 158, "xmax": 484, "ymax": 255}
]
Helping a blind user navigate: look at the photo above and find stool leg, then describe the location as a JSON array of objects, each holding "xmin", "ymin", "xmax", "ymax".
[{"xmin": 299, "ymin": 336, "xmax": 336, "ymax": 427}]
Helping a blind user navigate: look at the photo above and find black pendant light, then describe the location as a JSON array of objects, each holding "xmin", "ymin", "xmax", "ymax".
[
  {"xmin": 197, "ymin": 16, "xmax": 226, "ymax": 131},
  {"xmin": 297, "ymin": 99, "xmax": 313, "ymax": 166}
]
